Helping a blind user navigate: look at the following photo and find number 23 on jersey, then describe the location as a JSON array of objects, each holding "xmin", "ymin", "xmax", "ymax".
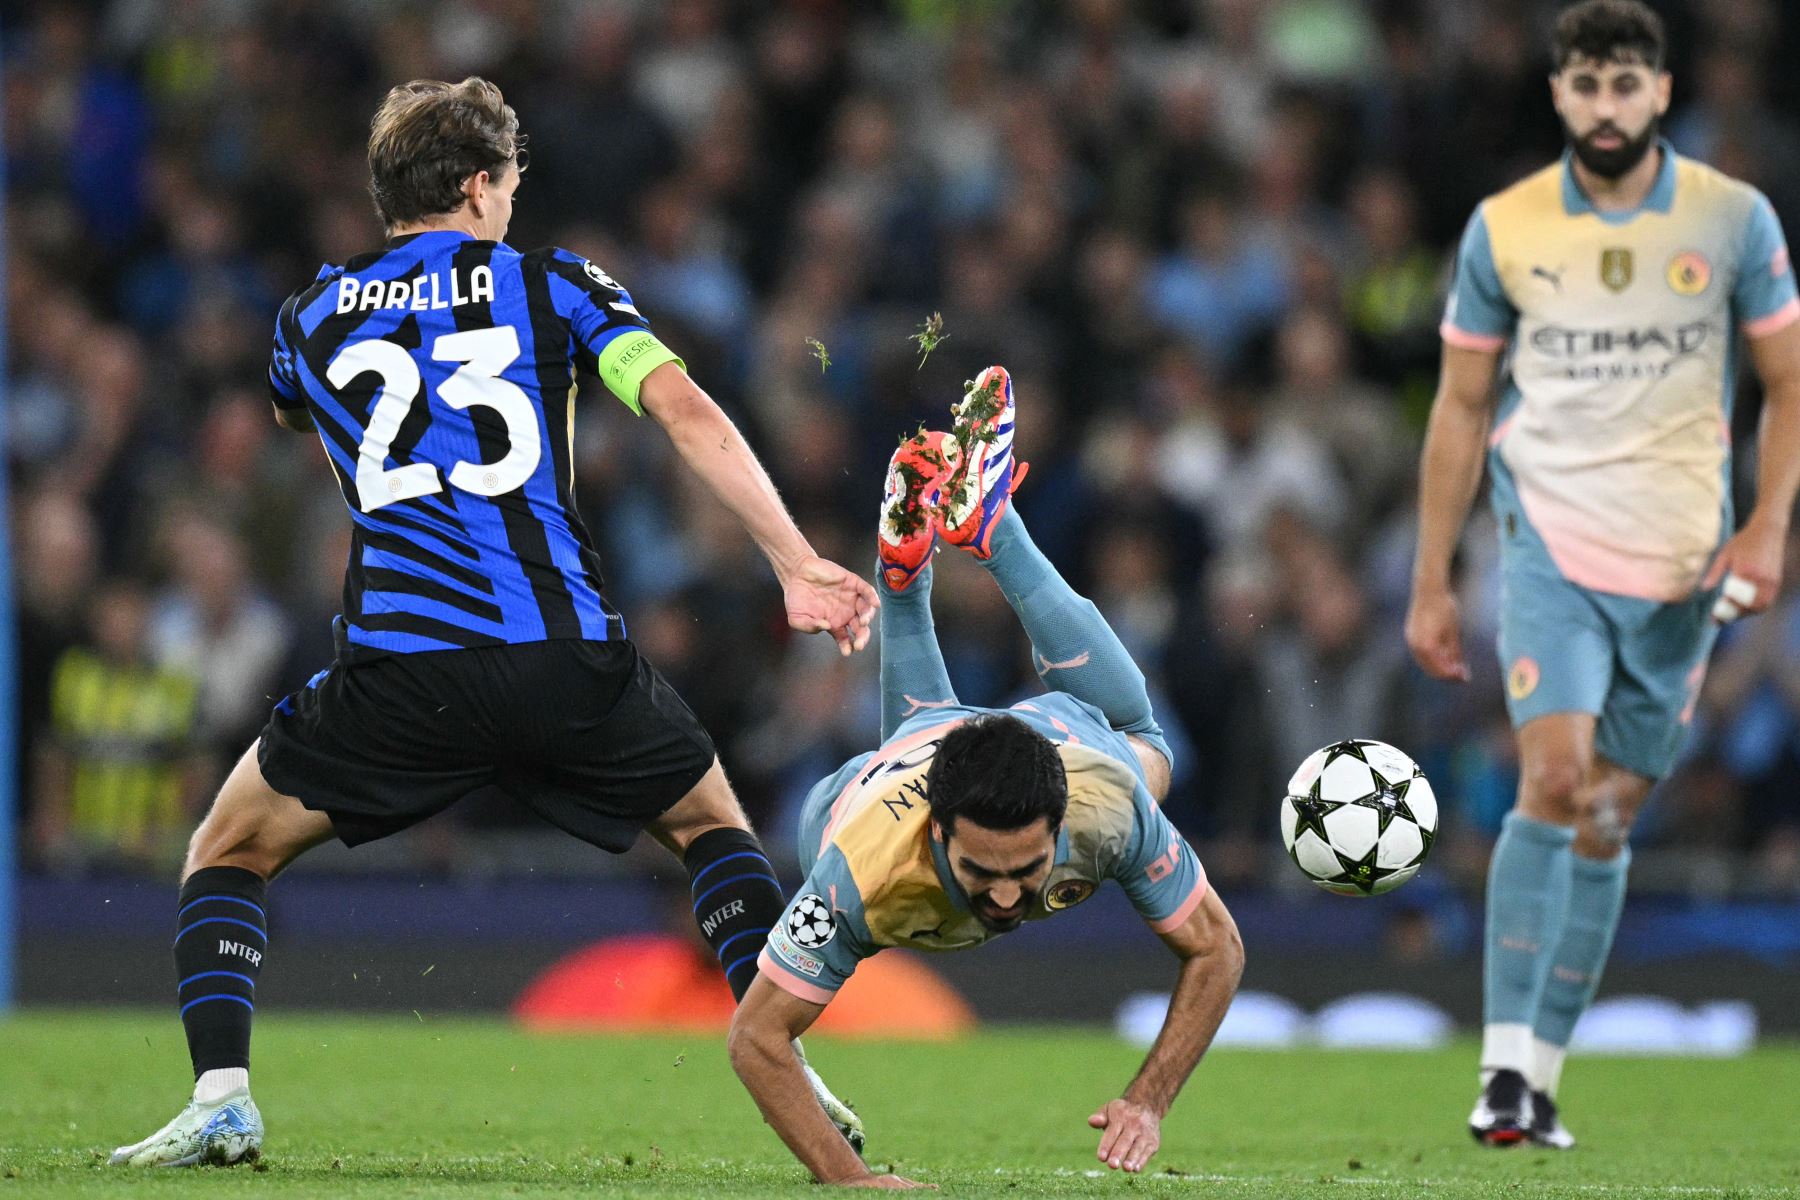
[{"xmin": 327, "ymin": 325, "xmax": 542, "ymax": 513}]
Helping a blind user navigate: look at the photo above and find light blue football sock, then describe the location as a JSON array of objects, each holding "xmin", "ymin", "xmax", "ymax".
[
  {"xmin": 1482, "ymin": 812, "xmax": 1575, "ymax": 1074},
  {"xmin": 976, "ymin": 508, "xmax": 1169, "ymax": 765},
  {"xmin": 1534, "ymin": 848, "xmax": 1630, "ymax": 1052},
  {"xmin": 877, "ymin": 561, "xmax": 958, "ymax": 741}
]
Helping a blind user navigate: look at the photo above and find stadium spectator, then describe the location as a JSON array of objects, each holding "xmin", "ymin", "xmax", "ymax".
[
  {"xmin": 13, "ymin": 489, "xmax": 101, "ymax": 843},
  {"xmin": 31, "ymin": 580, "xmax": 204, "ymax": 874},
  {"xmin": 148, "ymin": 510, "xmax": 292, "ymax": 763}
]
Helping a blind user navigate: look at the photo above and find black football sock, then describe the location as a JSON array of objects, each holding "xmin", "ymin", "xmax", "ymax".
[
  {"xmin": 684, "ymin": 828, "xmax": 784, "ymax": 1002},
  {"xmin": 174, "ymin": 866, "xmax": 268, "ymax": 1077}
]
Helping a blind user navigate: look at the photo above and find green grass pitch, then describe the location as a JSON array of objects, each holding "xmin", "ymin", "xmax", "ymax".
[{"xmin": 2, "ymin": 1011, "xmax": 1797, "ymax": 1197}]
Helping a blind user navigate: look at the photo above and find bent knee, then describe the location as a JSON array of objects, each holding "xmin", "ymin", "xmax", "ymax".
[
  {"xmin": 648, "ymin": 760, "xmax": 752, "ymax": 854},
  {"xmin": 1517, "ymin": 762, "xmax": 1585, "ymax": 824},
  {"xmin": 183, "ymin": 768, "xmax": 330, "ymax": 880}
]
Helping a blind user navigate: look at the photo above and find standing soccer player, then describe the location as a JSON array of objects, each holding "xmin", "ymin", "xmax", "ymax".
[
  {"xmin": 111, "ymin": 78, "xmax": 878, "ymax": 1167},
  {"xmin": 1406, "ymin": 1, "xmax": 1800, "ymax": 1148}
]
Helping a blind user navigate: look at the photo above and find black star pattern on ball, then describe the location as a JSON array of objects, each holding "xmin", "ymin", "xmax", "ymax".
[
  {"xmin": 1362, "ymin": 770, "xmax": 1412, "ymax": 835},
  {"xmin": 1332, "ymin": 842, "xmax": 1406, "ymax": 896},
  {"xmin": 1324, "ymin": 739, "xmax": 1373, "ymax": 763},
  {"xmin": 1287, "ymin": 793, "xmax": 1340, "ymax": 845}
]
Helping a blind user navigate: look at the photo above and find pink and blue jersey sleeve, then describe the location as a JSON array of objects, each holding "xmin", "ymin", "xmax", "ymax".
[
  {"xmin": 1113, "ymin": 788, "xmax": 1208, "ymax": 934},
  {"xmin": 757, "ymin": 845, "xmax": 874, "ymax": 1005},
  {"xmin": 1440, "ymin": 208, "xmax": 1515, "ymax": 352},
  {"xmin": 1735, "ymin": 192, "xmax": 1799, "ymax": 338},
  {"xmin": 536, "ymin": 248, "xmax": 683, "ymax": 413}
]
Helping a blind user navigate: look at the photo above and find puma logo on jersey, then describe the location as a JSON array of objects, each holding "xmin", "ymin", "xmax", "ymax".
[{"xmin": 1531, "ymin": 265, "xmax": 1564, "ymax": 292}]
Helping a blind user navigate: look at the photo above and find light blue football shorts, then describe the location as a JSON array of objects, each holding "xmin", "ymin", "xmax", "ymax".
[{"xmin": 1495, "ymin": 526, "xmax": 1718, "ymax": 782}]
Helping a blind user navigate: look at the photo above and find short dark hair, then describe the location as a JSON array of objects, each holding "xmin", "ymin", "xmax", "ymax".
[
  {"xmin": 367, "ymin": 77, "xmax": 524, "ymax": 230},
  {"xmin": 1550, "ymin": 0, "xmax": 1666, "ymax": 72},
  {"xmin": 927, "ymin": 715, "xmax": 1068, "ymax": 834}
]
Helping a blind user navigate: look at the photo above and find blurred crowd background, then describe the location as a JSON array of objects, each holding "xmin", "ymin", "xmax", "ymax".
[{"xmin": 8, "ymin": 0, "xmax": 1800, "ymax": 901}]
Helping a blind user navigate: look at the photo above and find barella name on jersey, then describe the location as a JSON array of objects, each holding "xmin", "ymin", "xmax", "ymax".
[{"xmin": 335, "ymin": 265, "xmax": 497, "ymax": 315}]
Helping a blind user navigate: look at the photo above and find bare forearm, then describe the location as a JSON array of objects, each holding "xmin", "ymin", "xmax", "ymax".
[
  {"xmin": 1750, "ymin": 383, "xmax": 1800, "ymax": 533},
  {"xmin": 730, "ymin": 1027, "xmax": 866, "ymax": 1183},
  {"xmin": 1413, "ymin": 394, "xmax": 1493, "ymax": 591},
  {"xmin": 1122, "ymin": 942, "xmax": 1243, "ymax": 1116},
  {"xmin": 659, "ymin": 393, "xmax": 812, "ymax": 580}
]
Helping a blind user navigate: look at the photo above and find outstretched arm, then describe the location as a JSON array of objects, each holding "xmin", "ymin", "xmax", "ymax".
[
  {"xmin": 729, "ymin": 975, "xmax": 930, "ymax": 1189},
  {"xmin": 1088, "ymin": 887, "xmax": 1243, "ymax": 1173},
  {"xmin": 640, "ymin": 363, "xmax": 878, "ymax": 655}
]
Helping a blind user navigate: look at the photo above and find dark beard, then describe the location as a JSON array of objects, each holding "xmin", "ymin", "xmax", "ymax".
[{"xmin": 1567, "ymin": 118, "xmax": 1659, "ymax": 180}]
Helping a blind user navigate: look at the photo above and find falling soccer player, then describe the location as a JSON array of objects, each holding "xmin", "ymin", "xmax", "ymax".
[{"xmin": 728, "ymin": 367, "xmax": 1244, "ymax": 1188}]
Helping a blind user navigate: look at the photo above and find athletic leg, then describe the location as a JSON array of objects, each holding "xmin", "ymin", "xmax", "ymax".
[
  {"xmin": 645, "ymin": 760, "xmax": 785, "ymax": 1003},
  {"xmin": 877, "ymin": 564, "xmax": 958, "ymax": 741},
  {"xmin": 645, "ymin": 761, "xmax": 865, "ymax": 1151},
  {"xmin": 112, "ymin": 746, "xmax": 333, "ymax": 1166},
  {"xmin": 1527, "ymin": 592, "xmax": 1709, "ymax": 1143},
  {"xmin": 1472, "ymin": 712, "xmax": 1585, "ymax": 1145},
  {"xmin": 975, "ymin": 507, "xmax": 1168, "ymax": 767}
]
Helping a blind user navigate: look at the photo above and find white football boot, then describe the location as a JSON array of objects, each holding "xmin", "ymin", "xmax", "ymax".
[
  {"xmin": 110, "ymin": 1088, "xmax": 263, "ymax": 1167},
  {"xmin": 1468, "ymin": 1068, "xmax": 1531, "ymax": 1147},
  {"xmin": 1530, "ymin": 1089, "xmax": 1576, "ymax": 1150},
  {"xmin": 794, "ymin": 1040, "xmax": 865, "ymax": 1155}
]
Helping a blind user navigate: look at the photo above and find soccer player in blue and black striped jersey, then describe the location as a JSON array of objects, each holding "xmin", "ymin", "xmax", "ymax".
[{"xmin": 112, "ymin": 78, "xmax": 877, "ymax": 1168}]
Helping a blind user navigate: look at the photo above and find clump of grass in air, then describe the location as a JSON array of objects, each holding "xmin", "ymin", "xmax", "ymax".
[
  {"xmin": 909, "ymin": 312, "xmax": 947, "ymax": 369},
  {"xmin": 805, "ymin": 337, "xmax": 832, "ymax": 373}
]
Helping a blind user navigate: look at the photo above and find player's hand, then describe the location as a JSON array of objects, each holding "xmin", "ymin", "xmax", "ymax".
[
  {"xmin": 1703, "ymin": 516, "xmax": 1785, "ymax": 622},
  {"xmin": 1088, "ymin": 1098, "xmax": 1161, "ymax": 1173},
  {"xmin": 1404, "ymin": 584, "xmax": 1471, "ymax": 682},
  {"xmin": 783, "ymin": 554, "xmax": 880, "ymax": 656},
  {"xmin": 835, "ymin": 1173, "xmax": 935, "ymax": 1189}
]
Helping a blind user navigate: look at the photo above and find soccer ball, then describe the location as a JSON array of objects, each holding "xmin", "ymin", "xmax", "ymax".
[
  {"xmin": 786, "ymin": 893, "xmax": 837, "ymax": 949},
  {"xmin": 1279, "ymin": 739, "xmax": 1437, "ymax": 896}
]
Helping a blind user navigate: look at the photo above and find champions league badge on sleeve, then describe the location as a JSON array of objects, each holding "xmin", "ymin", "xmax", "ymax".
[{"xmin": 786, "ymin": 894, "xmax": 837, "ymax": 949}]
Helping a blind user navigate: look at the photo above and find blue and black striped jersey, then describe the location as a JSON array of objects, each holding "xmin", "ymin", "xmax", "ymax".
[{"xmin": 267, "ymin": 230, "xmax": 681, "ymax": 659}]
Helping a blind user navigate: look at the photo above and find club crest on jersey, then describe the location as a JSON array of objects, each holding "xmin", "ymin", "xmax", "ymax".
[
  {"xmin": 1045, "ymin": 878, "xmax": 1095, "ymax": 911},
  {"xmin": 582, "ymin": 259, "xmax": 623, "ymax": 291},
  {"xmin": 1667, "ymin": 251, "xmax": 1711, "ymax": 296},
  {"xmin": 1508, "ymin": 656, "xmax": 1541, "ymax": 701},
  {"xmin": 1600, "ymin": 248, "xmax": 1633, "ymax": 292}
]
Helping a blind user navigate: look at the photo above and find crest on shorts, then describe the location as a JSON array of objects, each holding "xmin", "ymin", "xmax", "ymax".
[
  {"xmin": 1600, "ymin": 248, "xmax": 1633, "ymax": 292},
  {"xmin": 1508, "ymin": 657, "xmax": 1541, "ymax": 701},
  {"xmin": 1667, "ymin": 251, "xmax": 1711, "ymax": 296},
  {"xmin": 1045, "ymin": 878, "xmax": 1095, "ymax": 911}
]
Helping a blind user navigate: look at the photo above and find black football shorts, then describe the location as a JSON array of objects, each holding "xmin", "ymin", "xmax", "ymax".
[{"xmin": 258, "ymin": 639, "xmax": 715, "ymax": 852}]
